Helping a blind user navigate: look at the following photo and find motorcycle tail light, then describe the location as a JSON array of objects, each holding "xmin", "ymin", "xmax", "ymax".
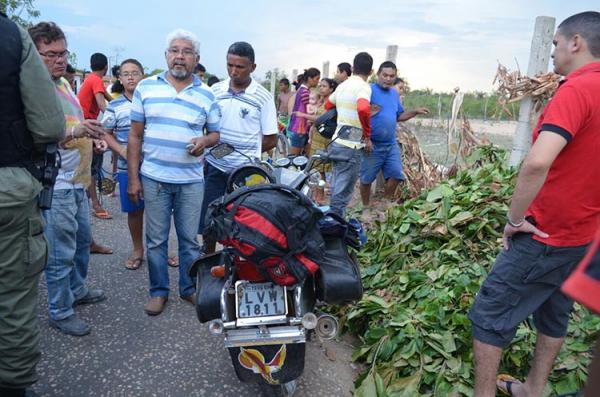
[
  {"xmin": 301, "ymin": 312, "xmax": 318, "ymax": 330},
  {"xmin": 210, "ymin": 265, "xmax": 225, "ymax": 278}
]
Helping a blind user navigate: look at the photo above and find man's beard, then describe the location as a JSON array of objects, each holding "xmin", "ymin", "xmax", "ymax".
[{"xmin": 169, "ymin": 67, "xmax": 191, "ymax": 80}]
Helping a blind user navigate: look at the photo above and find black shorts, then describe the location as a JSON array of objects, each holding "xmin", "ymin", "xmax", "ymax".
[
  {"xmin": 91, "ymin": 152, "xmax": 104, "ymax": 178},
  {"xmin": 469, "ymin": 233, "xmax": 588, "ymax": 348}
]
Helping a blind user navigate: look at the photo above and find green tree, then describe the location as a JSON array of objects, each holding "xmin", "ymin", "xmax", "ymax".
[
  {"xmin": 145, "ymin": 68, "xmax": 165, "ymax": 77},
  {"xmin": 68, "ymin": 52, "xmax": 78, "ymax": 68},
  {"xmin": 1, "ymin": 0, "xmax": 40, "ymax": 28},
  {"xmin": 261, "ymin": 69, "xmax": 288, "ymax": 97}
]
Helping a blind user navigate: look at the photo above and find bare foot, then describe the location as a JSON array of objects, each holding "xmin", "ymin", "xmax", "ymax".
[{"xmin": 90, "ymin": 241, "xmax": 113, "ymax": 254}]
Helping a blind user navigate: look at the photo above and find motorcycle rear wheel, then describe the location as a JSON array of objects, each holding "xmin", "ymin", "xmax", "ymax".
[{"xmin": 259, "ymin": 380, "xmax": 297, "ymax": 397}]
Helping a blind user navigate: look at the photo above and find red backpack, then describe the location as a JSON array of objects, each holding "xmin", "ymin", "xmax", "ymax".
[{"xmin": 204, "ymin": 184, "xmax": 325, "ymax": 286}]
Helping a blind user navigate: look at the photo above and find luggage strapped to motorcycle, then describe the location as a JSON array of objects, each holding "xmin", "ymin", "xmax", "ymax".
[{"xmin": 205, "ymin": 183, "xmax": 325, "ymax": 286}]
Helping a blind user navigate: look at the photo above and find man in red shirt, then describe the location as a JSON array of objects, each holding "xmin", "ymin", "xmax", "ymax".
[
  {"xmin": 469, "ymin": 11, "xmax": 600, "ymax": 397},
  {"xmin": 78, "ymin": 53, "xmax": 111, "ymax": 119},
  {"xmin": 78, "ymin": 53, "xmax": 113, "ymax": 254}
]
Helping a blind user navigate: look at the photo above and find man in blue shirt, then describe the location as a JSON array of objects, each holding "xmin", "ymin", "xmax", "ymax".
[{"xmin": 359, "ymin": 61, "xmax": 429, "ymax": 207}]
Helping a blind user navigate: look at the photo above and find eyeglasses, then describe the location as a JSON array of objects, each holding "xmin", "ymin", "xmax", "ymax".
[
  {"xmin": 39, "ymin": 50, "xmax": 70, "ymax": 60},
  {"xmin": 121, "ymin": 71, "xmax": 142, "ymax": 78},
  {"xmin": 167, "ymin": 47, "xmax": 196, "ymax": 57}
]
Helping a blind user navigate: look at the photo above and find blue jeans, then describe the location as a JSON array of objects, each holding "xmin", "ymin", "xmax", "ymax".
[
  {"xmin": 142, "ymin": 176, "xmax": 203, "ymax": 298},
  {"xmin": 198, "ymin": 162, "xmax": 229, "ymax": 234},
  {"xmin": 329, "ymin": 142, "xmax": 362, "ymax": 218},
  {"xmin": 43, "ymin": 188, "xmax": 91, "ymax": 321}
]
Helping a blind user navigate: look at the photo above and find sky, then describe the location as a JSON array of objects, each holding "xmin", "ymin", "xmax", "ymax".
[{"xmin": 30, "ymin": 0, "xmax": 597, "ymax": 92}]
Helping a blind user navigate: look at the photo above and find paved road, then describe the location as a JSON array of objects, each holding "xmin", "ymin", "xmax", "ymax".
[{"xmin": 31, "ymin": 183, "xmax": 359, "ymax": 397}]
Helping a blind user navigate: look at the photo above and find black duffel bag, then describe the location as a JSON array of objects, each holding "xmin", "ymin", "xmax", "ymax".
[
  {"xmin": 315, "ymin": 212, "xmax": 363, "ymax": 303},
  {"xmin": 189, "ymin": 251, "xmax": 228, "ymax": 323}
]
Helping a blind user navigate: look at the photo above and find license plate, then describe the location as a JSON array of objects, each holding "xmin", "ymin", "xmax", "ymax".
[{"xmin": 236, "ymin": 281, "xmax": 286, "ymax": 318}]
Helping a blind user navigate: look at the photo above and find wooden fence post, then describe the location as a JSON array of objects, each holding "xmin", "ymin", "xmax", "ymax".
[
  {"xmin": 270, "ymin": 68, "xmax": 277, "ymax": 97},
  {"xmin": 292, "ymin": 69, "xmax": 298, "ymax": 91},
  {"xmin": 508, "ymin": 16, "xmax": 555, "ymax": 167},
  {"xmin": 322, "ymin": 61, "xmax": 330, "ymax": 79}
]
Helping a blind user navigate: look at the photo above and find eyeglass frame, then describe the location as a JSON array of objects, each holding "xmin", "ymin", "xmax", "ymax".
[
  {"xmin": 39, "ymin": 50, "xmax": 70, "ymax": 61},
  {"xmin": 166, "ymin": 47, "xmax": 197, "ymax": 57}
]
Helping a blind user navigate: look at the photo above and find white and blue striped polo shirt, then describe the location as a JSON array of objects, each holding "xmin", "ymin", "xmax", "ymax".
[
  {"xmin": 102, "ymin": 94, "xmax": 132, "ymax": 171},
  {"xmin": 207, "ymin": 78, "xmax": 278, "ymax": 173},
  {"xmin": 130, "ymin": 72, "xmax": 221, "ymax": 183}
]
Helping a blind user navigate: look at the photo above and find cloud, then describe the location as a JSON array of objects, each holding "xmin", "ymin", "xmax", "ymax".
[
  {"xmin": 37, "ymin": 0, "xmax": 93, "ymax": 17},
  {"xmin": 35, "ymin": 0, "xmax": 595, "ymax": 91}
]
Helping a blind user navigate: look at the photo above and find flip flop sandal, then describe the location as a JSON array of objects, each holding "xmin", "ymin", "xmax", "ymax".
[
  {"xmin": 94, "ymin": 209, "xmax": 113, "ymax": 219},
  {"xmin": 497, "ymin": 374, "xmax": 521, "ymax": 396},
  {"xmin": 125, "ymin": 257, "xmax": 143, "ymax": 270},
  {"xmin": 167, "ymin": 257, "xmax": 179, "ymax": 267}
]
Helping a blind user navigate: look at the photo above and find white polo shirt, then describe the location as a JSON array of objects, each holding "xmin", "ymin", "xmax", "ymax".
[{"xmin": 208, "ymin": 78, "xmax": 278, "ymax": 173}]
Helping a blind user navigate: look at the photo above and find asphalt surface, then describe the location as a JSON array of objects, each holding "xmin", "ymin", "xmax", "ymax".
[{"xmin": 31, "ymin": 178, "xmax": 359, "ymax": 397}]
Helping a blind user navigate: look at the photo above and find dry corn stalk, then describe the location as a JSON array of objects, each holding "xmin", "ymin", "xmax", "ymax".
[
  {"xmin": 459, "ymin": 116, "xmax": 488, "ymax": 160},
  {"xmin": 493, "ymin": 63, "xmax": 561, "ymax": 116},
  {"xmin": 396, "ymin": 123, "xmax": 443, "ymax": 197}
]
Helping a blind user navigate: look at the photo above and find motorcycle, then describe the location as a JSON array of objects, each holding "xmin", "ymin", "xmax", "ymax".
[{"xmin": 190, "ymin": 143, "xmax": 363, "ymax": 396}]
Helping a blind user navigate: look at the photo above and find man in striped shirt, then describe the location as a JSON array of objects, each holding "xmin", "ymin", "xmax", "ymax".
[
  {"xmin": 199, "ymin": 42, "xmax": 278, "ymax": 253},
  {"xmin": 127, "ymin": 29, "xmax": 221, "ymax": 316},
  {"xmin": 324, "ymin": 52, "xmax": 374, "ymax": 217}
]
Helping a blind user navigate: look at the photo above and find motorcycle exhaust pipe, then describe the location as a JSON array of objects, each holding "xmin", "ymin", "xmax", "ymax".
[{"xmin": 315, "ymin": 314, "xmax": 339, "ymax": 340}]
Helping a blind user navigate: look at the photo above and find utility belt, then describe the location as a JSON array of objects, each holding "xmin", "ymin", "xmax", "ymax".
[
  {"xmin": 0, "ymin": 119, "xmax": 61, "ymax": 209},
  {"xmin": 0, "ymin": 145, "xmax": 61, "ymax": 210}
]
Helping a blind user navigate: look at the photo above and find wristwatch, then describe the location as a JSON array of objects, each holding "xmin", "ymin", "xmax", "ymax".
[{"xmin": 507, "ymin": 216, "xmax": 525, "ymax": 228}]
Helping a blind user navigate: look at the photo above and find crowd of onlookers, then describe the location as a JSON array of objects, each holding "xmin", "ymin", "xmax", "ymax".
[{"xmin": 2, "ymin": 9, "xmax": 600, "ymax": 397}]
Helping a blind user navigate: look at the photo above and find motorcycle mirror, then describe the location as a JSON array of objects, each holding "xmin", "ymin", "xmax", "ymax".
[{"xmin": 209, "ymin": 143, "xmax": 235, "ymax": 159}]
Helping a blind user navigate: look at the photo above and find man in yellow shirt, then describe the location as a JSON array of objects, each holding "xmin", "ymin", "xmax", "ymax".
[{"xmin": 324, "ymin": 52, "xmax": 373, "ymax": 217}]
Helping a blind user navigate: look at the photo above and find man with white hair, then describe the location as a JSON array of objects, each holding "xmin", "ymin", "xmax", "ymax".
[{"xmin": 127, "ymin": 29, "xmax": 220, "ymax": 316}]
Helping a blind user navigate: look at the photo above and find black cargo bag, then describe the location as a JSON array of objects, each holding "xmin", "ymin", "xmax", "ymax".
[
  {"xmin": 189, "ymin": 251, "xmax": 228, "ymax": 323},
  {"xmin": 315, "ymin": 213, "xmax": 363, "ymax": 303}
]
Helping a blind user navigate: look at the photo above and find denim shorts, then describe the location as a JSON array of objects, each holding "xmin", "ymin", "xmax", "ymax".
[
  {"xmin": 359, "ymin": 143, "xmax": 405, "ymax": 184},
  {"xmin": 117, "ymin": 171, "xmax": 144, "ymax": 213},
  {"xmin": 469, "ymin": 233, "xmax": 589, "ymax": 348},
  {"xmin": 288, "ymin": 128, "xmax": 309, "ymax": 148}
]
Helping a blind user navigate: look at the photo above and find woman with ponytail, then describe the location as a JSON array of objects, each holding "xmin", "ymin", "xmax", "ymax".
[{"xmin": 287, "ymin": 67, "xmax": 320, "ymax": 155}]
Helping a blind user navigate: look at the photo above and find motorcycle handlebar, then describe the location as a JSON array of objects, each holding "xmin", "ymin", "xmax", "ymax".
[{"xmin": 313, "ymin": 150, "xmax": 348, "ymax": 163}]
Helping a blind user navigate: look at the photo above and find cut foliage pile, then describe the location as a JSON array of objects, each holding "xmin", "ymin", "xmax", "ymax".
[{"xmin": 342, "ymin": 146, "xmax": 599, "ymax": 396}]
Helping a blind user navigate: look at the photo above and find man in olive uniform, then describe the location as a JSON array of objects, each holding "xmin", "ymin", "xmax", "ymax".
[{"xmin": 0, "ymin": 13, "xmax": 65, "ymax": 397}]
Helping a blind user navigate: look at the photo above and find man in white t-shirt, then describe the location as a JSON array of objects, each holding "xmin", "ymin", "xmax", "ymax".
[{"xmin": 200, "ymin": 41, "xmax": 278, "ymax": 252}]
